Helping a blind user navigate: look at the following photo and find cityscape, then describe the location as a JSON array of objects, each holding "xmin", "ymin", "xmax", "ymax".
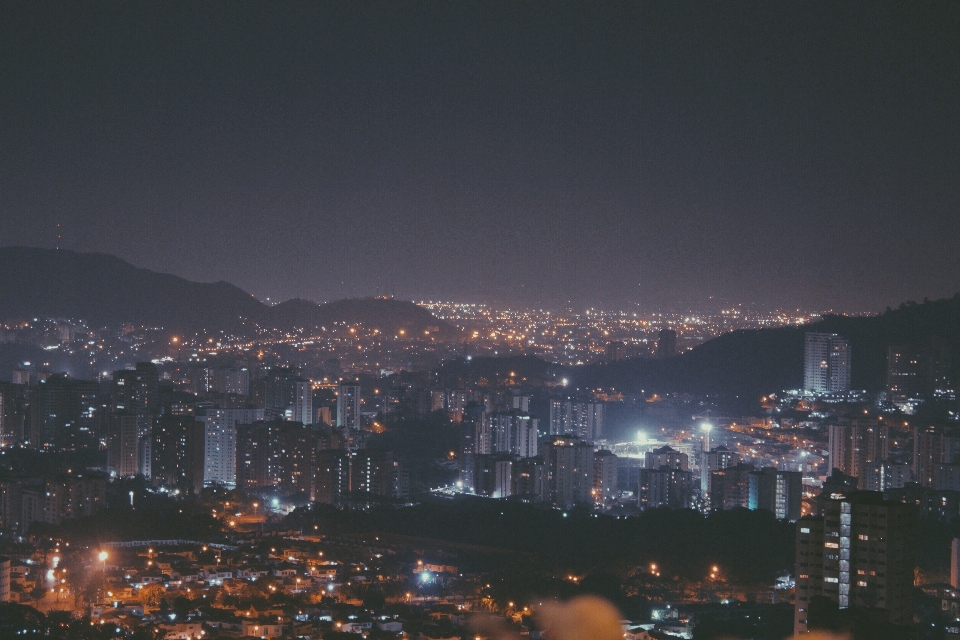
[
  {"xmin": 3, "ymin": 2, "xmax": 960, "ymax": 640},
  {"xmin": 1, "ymin": 272, "xmax": 960, "ymax": 639}
]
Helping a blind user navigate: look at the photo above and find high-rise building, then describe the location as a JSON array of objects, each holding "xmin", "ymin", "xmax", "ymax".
[
  {"xmin": 14, "ymin": 476, "xmax": 107, "ymax": 532},
  {"xmin": 863, "ymin": 461, "xmax": 911, "ymax": 492},
  {"xmin": 337, "ymin": 383, "xmax": 361, "ymax": 431},
  {"xmin": 211, "ymin": 366, "xmax": 250, "ymax": 396},
  {"xmin": 314, "ymin": 450, "xmax": 350, "ymax": 505},
  {"xmin": 509, "ymin": 393, "xmax": 531, "ymax": 413},
  {"xmin": 111, "ymin": 363, "xmax": 159, "ymax": 430},
  {"xmin": 0, "ymin": 382, "xmax": 28, "ymax": 447},
  {"xmin": 472, "ymin": 455, "xmax": 514, "ymax": 499},
  {"xmin": 747, "ymin": 467, "xmax": 802, "ymax": 521},
  {"xmin": 106, "ymin": 414, "xmax": 140, "ymax": 478},
  {"xmin": 412, "ymin": 389, "xmax": 442, "ymax": 417},
  {"xmin": 804, "ymin": 333, "xmax": 851, "ymax": 393},
  {"xmin": 473, "ymin": 415, "xmax": 492, "ymax": 455},
  {"xmin": 702, "ymin": 446, "xmax": 741, "ymax": 495},
  {"xmin": 442, "ymin": 390, "xmax": 468, "ymax": 422},
  {"xmin": 515, "ymin": 457, "xmax": 547, "ymax": 501},
  {"xmin": 313, "ymin": 449, "xmax": 402, "ymax": 504},
  {"xmin": 887, "ymin": 341, "xmax": 953, "ymax": 407},
  {"xmin": 638, "ymin": 467, "xmax": 695, "ymax": 510},
  {"xmin": 933, "ymin": 463, "xmax": 960, "ymax": 492},
  {"xmin": 32, "ymin": 375, "xmax": 99, "ymax": 451},
  {"xmin": 886, "ymin": 346, "xmax": 923, "ymax": 406},
  {"xmin": 606, "ymin": 341, "xmax": 626, "ymax": 362},
  {"xmin": 828, "ymin": 419, "xmax": 889, "ymax": 484},
  {"xmin": 548, "ymin": 400, "xmax": 603, "ymax": 442},
  {"xmin": 0, "ymin": 556, "xmax": 9, "ymax": 602},
  {"xmin": 291, "ymin": 380, "xmax": 313, "ymax": 425},
  {"xmin": 657, "ymin": 329, "xmax": 677, "ymax": 359},
  {"xmin": 593, "ymin": 450, "xmax": 619, "ymax": 504},
  {"xmin": 234, "ymin": 420, "xmax": 319, "ymax": 494},
  {"xmin": 199, "ymin": 408, "xmax": 264, "ymax": 488},
  {"xmin": 951, "ymin": 538, "xmax": 960, "ymax": 590},
  {"xmin": 261, "ymin": 368, "xmax": 313, "ymax": 423},
  {"xmin": 235, "ymin": 422, "xmax": 275, "ymax": 490},
  {"xmin": 710, "ymin": 464, "xmax": 754, "ymax": 511},
  {"xmin": 645, "ymin": 445, "xmax": 688, "ymax": 471},
  {"xmin": 276, "ymin": 423, "xmax": 317, "ymax": 495},
  {"xmin": 794, "ymin": 492, "xmax": 916, "ymax": 635},
  {"xmin": 151, "ymin": 415, "xmax": 205, "ymax": 494},
  {"xmin": 543, "ymin": 435, "xmax": 594, "ymax": 509},
  {"xmin": 133, "ymin": 362, "xmax": 160, "ymax": 424},
  {"xmin": 913, "ymin": 425, "xmax": 960, "ymax": 487},
  {"xmin": 262, "ymin": 368, "xmax": 293, "ymax": 418},
  {"xmin": 487, "ymin": 413, "xmax": 538, "ymax": 458}
]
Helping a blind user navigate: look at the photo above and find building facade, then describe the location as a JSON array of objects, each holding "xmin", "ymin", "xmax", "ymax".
[
  {"xmin": 804, "ymin": 333, "xmax": 851, "ymax": 393},
  {"xmin": 794, "ymin": 492, "xmax": 916, "ymax": 635}
]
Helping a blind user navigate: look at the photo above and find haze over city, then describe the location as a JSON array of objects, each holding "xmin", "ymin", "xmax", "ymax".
[{"xmin": 3, "ymin": 2, "xmax": 960, "ymax": 311}]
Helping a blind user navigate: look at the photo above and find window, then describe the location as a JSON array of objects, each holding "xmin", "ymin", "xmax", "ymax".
[
  {"xmin": 858, "ymin": 534, "xmax": 869, "ymax": 541},
  {"xmin": 858, "ymin": 580, "xmax": 867, "ymax": 587},
  {"xmin": 800, "ymin": 527, "xmax": 810, "ymax": 534}
]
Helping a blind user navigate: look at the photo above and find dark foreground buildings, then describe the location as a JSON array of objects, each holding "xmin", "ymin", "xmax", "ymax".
[{"xmin": 794, "ymin": 491, "xmax": 916, "ymax": 636}]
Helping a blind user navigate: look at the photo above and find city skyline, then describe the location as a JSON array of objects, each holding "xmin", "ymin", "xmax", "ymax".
[
  {"xmin": 3, "ymin": 3, "xmax": 960, "ymax": 312},
  {"xmin": 2, "ymin": 4, "xmax": 959, "ymax": 635}
]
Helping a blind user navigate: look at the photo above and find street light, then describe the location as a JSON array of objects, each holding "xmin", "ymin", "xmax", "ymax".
[{"xmin": 98, "ymin": 551, "xmax": 108, "ymax": 602}]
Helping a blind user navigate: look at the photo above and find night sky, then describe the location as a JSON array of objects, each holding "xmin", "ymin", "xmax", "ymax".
[{"xmin": 2, "ymin": 2, "xmax": 960, "ymax": 312}]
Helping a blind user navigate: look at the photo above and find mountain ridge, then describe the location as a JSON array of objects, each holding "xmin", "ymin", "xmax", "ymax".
[
  {"xmin": 572, "ymin": 295, "xmax": 960, "ymax": 396},
  {"xmin": 0, "ymin": 246, "xmax": 456, "ymax": 336}
]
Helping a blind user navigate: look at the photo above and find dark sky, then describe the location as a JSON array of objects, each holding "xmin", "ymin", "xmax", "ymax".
[{"xmin": 2, "ymin": 2, "xmax": 960, "ymax": 312}]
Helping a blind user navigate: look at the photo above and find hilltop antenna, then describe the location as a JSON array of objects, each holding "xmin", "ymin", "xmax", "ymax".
[
  {"xmin": 376, "ymin": 250, "xmax": 384, "ymax": 298},
  {"xmin": 55, "ymin": 222, "xmax": 61, "ymax": 250}
]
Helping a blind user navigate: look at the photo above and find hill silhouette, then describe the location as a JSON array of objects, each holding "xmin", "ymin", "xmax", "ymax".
[
  {"xmin": 572, "ymin": 296, "xmax": 960, "ymax": 396},
  {"xmin": 0, "ymin": 247, "xmax": 455, "ymax": 336},
  {"xmin": 4, "ymin": 247, "xmax": 957, "ymax": 397}
]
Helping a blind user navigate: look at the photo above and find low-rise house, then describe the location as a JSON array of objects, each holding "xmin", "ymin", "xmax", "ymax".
[
  {"xmin": 237, "ymin": 566, "xmax": 270, "ymax": 580},
  {"xmin": 202, "ymin": 570, "xmax": 233, "ymax": 584},
  {"xmin": 378, "ymin": 620, "xmax": 403, "ymax": 632},
  {"xmin": 309, "ymin": 567, "xmax": 338, "ymax": 580},
  {"xmin": 158, "ymin": 622, "xmax": 204, "ymax": 639},
  {"xmin": 241, "ymin": 620, "xmax": 285, "ymax": 638}
]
